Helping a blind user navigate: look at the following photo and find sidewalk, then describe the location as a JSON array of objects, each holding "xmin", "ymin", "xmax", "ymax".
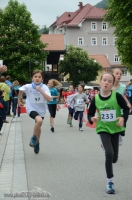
[{"xmin": 0, "ymin": 116, "xmax": 28, "ymax": 200}]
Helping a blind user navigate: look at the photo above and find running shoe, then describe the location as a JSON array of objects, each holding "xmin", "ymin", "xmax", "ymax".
[
  {"xmin": 79, "ymin": 127, "xmax": 83, "ymax": 131},
  {"xmin": 51, "ymin": 127, "xmax": 54, "ymax": 132},
  {"xmin": 29, "ymin": 135, "xmax": 37, "ymax": 147},
  {"xmin": 106, "ymin": 182, "xmax": 115, "ymax": 194},
  {"xmin": 70, "ymin": 122, "xmax": 73, "ymax": 127},
  {"xmin": 34, "ymin": 143, "xmax": 40, "ymax": 154},
  {"xmin": 67, "ymin": 119, "xmax": 70, "ymax": 124}
]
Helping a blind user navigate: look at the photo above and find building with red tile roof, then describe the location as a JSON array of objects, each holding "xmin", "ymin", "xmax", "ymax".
[
  {"xmin": 49, "ymin": 2, "xmax": 131, "ymax": 84},
  {"xmin": 50, "ymin": 3, "xmax": 107, "ymax": 28}
]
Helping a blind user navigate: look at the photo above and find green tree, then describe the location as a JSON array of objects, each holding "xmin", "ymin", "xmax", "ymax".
[
  {"xmin": 0, "ymin": 0, "xmax": 48, "ymax": 82},
  {"xmin": 105, "ymin": 0, "xmax": 132, "ymax": 73},
  {"xmin": 59, "ymin": 45, "xmax": 101, "ymax": 87},
  {"xmin": 39, "ymin": 25, "xmax": 49, "ymax": 34},
  {"xmin": 96, "ymin": 0, "xmax": 109, "ymax": 8}
]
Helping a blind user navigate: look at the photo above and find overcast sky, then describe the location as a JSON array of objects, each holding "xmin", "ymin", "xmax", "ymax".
[{"xmin": 0, "ymin": 0, "xmax": 100, "ymax": 28}]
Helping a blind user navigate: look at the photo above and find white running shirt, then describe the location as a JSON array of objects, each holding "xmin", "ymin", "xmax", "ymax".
[{"xmin": 19, "ymin": 84, "xmax": 51, "ymax": 117}]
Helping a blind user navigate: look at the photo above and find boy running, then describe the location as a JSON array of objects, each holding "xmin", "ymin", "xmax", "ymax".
[{"xmin": 18, "ymin": 69, "xmax": 51, "ymax": 154}]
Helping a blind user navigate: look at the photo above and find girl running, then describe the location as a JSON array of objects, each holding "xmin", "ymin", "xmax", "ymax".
[
  {"xmin": 70, "ymin": 85, "xmax": 89, "ymax": 131},
  {"xmin": 112, "ymin": 68, "xmax": 131, "ymax": 145},
  {"xmin": 18, "ymin": 69, "xmax": 51, "ymax": 154},
  {"xmin": 64, "ymin": 85, "xmax": 75, "ymax": 127},
  {"xmin": 47, "ymin": 79, "xmax": 61, "ymax": 132},
  {"xmin": 88, "ymin": 73, "xmax": 129, "ymax": 194}
]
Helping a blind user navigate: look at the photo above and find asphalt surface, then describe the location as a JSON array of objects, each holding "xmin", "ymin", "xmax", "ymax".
[{"xmin": 20, "ymin": 106, "xmax": 132, "ymax": 200}]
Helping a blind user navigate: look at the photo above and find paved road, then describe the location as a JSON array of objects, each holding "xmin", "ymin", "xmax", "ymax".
[{"xmin": 20, "ymin": 106, "xmax": 132, "ymax": 200}]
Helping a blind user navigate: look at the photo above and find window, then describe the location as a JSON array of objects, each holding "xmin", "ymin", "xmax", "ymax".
[
  {"xmin": 102, "ymin": 22, "xmax": 108, "ymax": 30},
  {"xmin": 102, "ymin": 37, "xmax": 108, "ymax": 45},
  {"xmin": 122, "ymin": 69, "xmax": 127, "ymax": 76},
  {"xmin": 91, "ymin": 22, "xmax": 97, "ymax": 30},
  {"xmin": 114, "ymin": 54, "xmax": 120, "ymax": 62},
  {"xmin": 91, "ymin": 37, "xmax": 97, "ymax": 45},
  {"xmin": 114, "ymin": 37, "xmax": 117, "ymax": 45},
  {"xmin": 78, "ymin": 37, "xmax": 84, "ymax": 45}
]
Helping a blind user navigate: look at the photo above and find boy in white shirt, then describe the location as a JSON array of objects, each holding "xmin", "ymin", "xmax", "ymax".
[{"xmin": 18, "ymin": 69, "xmax": 51, "ymax": 154}]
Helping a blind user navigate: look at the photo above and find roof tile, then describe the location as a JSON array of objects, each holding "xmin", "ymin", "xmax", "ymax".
[
  {"xmin": 40, "ymin": 34, "xmax": 65, "ymax": 51},
  {"xmin": 89, "ymin": 54, "xmax": 111, "ymax": 68},
  {"xmin": 50, "ymin": 3, "xmax": 107, "ymax": 28}
]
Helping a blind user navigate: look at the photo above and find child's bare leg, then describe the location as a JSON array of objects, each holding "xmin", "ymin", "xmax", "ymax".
[
  {"xmin": 34, "ymin": 116, "xmax": 43, "ymax": 140},
  {"xmin": 50, "ymin": 117, "xmax": 54, "ymax": 127}
]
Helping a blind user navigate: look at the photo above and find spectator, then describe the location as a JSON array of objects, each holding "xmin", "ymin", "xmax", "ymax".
[
  {"xmin": 0, "ymin": 65, "xmax": 7, "ymax": 75},
  {"xmin": 12, "ymin": 80, "xmax": 21, "ymax": 117},
  {"xmin": 85, "ymin": 89, "xmax": 91, "ymax": 108},
  {"xmin": 0, "ymin": 90, "xmax": 7, "ymax": 135},
  {"xmin": 0, "ymin": 76, "xmax": 10, "ymax": 123},
  {"xmin": 6, "ymin": 75, "xmax": 13, "ymax": 116}
]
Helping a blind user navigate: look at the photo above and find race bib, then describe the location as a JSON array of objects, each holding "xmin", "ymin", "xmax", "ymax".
[
  {"xmin": 77, "ymin": 99, "xmax": 84, "ymax": 105},
  {"xmin": 30, "ymin": 92, "xmax": 44, "ymax": 103},
  {"xmin": 100, "ymin": 110, "xmax": 116, "ymax": 122}
]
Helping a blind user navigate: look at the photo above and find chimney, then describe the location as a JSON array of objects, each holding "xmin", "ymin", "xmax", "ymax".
[{"xmin": 78, "ymin": 2, "xmax": 83, "ymax": 9}]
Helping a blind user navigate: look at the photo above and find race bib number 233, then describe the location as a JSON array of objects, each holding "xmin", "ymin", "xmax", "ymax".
[{"xmin": 100, "ymin": 110, "xmax": 116, "ymax": 122}]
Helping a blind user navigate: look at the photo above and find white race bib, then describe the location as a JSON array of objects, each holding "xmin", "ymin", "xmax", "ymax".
[
  {"xmin": 100, "ymin": 110, "xmax": 116, "ymax": 122},
  {"xmin": 30, "ymin": 92, "xmax": 44, "ymax": 103},
  {"xmin": 77, "ymin": 99, "xmax": 84, "ymax": 105}
]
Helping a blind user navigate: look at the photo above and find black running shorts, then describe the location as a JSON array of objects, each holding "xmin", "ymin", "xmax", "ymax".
[
  {"xmin": 29, "ymin": 111, "xmax": 44, "ymax": 120},
  {"xmin": 48, "ymin": 104, "xmax": 57, "ymax": 118},
  {"xmin": 68, "ymin": 107, "xmax": 74, "ymax": 117}
]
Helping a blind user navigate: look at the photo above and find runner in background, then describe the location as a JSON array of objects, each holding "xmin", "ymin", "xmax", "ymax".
[
  {"xmin": 127, "ymin": 79, "xmax": 132, "ymax": 114},
  {"xmin": 70, "ymin": 85, "xmax": 89, "ymax": 131},
  {"xmin": 89, "ymin": 88, "xmax": 95, "ymax": 101},
  {"xmin": 85, "ymin": 89, "xmax": 91, "ymax": 108},
  {"xmin": 47, "ymin": 79, "xmax": 61, "ymax": 132},
  {"xmin": 65, "ymin": 85, "xmax": 75, "ymax": 127},
  {"xmin": 112, "ymin": 68, "xmax": 131, "ymax": 145}
]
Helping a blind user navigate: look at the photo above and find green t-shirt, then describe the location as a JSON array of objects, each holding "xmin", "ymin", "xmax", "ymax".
[{"xmin": 95, "ymin": 91, "xmax": 125, "ymax": 134}]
